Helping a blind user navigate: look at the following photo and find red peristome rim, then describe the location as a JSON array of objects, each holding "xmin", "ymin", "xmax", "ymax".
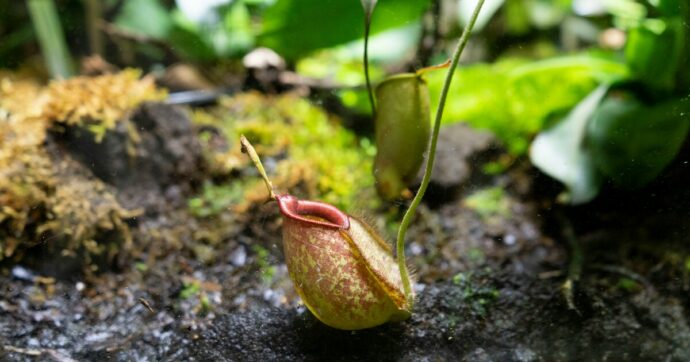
[{"xmin": 276, "ymin": 194, "xmax": 350, "ymax": 230}]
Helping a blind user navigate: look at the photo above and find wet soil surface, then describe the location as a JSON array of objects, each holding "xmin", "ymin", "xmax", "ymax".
[{"xmin": 2, "ymin": 112, "xmax": 690, "ymax": 361}]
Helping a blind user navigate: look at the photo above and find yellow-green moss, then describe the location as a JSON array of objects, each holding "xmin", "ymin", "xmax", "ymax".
[
  {"xmin": 0, "ymin": 70, "xmax": 158, "ymax": 264},
  {"xmin": 42, "ymin": 69, "xmax": 167, "ymax": 141},
  {"xmin": 191, "ymin": 91, "xmax": 378, "ymax": 215}
]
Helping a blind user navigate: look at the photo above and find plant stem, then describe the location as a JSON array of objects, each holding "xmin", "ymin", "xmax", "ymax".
[
  {"xmin": 83, "ymin": 0, "xmax": 104, "ymax": 56},
  {"xmin": 240, "ymin": 135, "xmax": 276, "ymax": 199},
  {"xmin": 27, "ymin": 0, "xmax": 75, "ymax": 79},
  {"xmin": 557, "ymin": 209, "xmax": 582, "ymax": 313},
  {"xmin": 396, "ymin": 0, "xmax": 485, "ymax": 308},
  {"xmin": 363, "ymin": 16, "xmax": 376, "ymax": 118}
]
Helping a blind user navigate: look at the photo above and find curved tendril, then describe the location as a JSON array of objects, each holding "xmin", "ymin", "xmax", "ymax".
[
  {"xmin": 395, "ymin": 0, "xmax": 486, "ymax": 309},
  {"xmin": 363, "ymin": 15, "xmax": 376, "ymax": 118}
]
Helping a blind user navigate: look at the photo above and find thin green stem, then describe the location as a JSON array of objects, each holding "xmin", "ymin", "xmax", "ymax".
[
  {"xmin": 27, "ymin": 0, "xmax": 75, "ymax": 79},
  {"xmin": 83, "ymin": 0, "xmax": 104, "ymax": 56},
  {"xmin": 363, "ymin": 17, "xmax": 376, "ymax": 117},
  {"xmin": 396, "ymin": 0, "xmax": 485, "ymax": 308}
]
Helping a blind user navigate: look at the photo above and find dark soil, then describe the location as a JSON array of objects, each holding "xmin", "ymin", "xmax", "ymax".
[{"xmin": 2, "ymin": 105, "xmax": 690, "ymax": 361}]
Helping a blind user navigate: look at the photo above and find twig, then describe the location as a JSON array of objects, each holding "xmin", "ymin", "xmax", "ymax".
[
  {"xmin": 3, "ymin": 345, "xmax": 77, "ymax": 362},
  {"xmin": 83, "ymin": 0, "xmax": 104, "ymax": 56},
  {"xmin": 3, "ymin": 346, "xmax": 40, "ymax": 357},
  {"xmin": 138, "ymin": 297, "xmax": 156, "ymax": 313}
]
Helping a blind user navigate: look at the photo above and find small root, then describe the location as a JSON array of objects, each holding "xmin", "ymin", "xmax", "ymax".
[{"xmin": 556, "ymin": 210, "xmax": 582, "ymax": 314}]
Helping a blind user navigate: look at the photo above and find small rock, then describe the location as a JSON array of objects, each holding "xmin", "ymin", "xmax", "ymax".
[
  {"xmin": 418, "ymin": 123, "xmax": 500, "ymax": 189},
  {"xmin": 229, "ymin": 246, "xmax": 247, "ymax": 267},
  {"xmin": 11, "ymin": 266, "xmax": 35, "ymax": 282}
]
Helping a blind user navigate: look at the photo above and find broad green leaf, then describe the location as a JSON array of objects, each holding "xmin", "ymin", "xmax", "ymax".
[
  {"xmin": 625, "ymin": 17, "xmax": 684, "ymax": 93},
  {"xmin": 168, "ymin": 12, "xmax": 216, "ymax": 61},
  {"xmin": 530, "ymin": 85, "xmax": 609, "ymax": 204},
  {"xmin": 605, "ymin": 0, "xmax": 647, "ymax": 29},
  {"xmin": 650, "ymin": 0, "xmax": 682, "ymax": 17},
  {"xmin": 426, "ymin": 54, "xmax": 628, "ymax": 154},
  {"xmin": 259, "ymin": 0, "xmax": 429, "ymax": 59},
  {"xmin": 220, "ymin": 2, "xmax": 254, "ymax": 56},
  {"xmin": 374, "ymin": 73, "xmax": 430, "ymax": 199},
  {"xmin": 115, "ymin": 0, "xmax": 172, "ymax": 39},
  {"xmin": 587, "ymin": 95, "xmax": 690, "ymax": 189}
]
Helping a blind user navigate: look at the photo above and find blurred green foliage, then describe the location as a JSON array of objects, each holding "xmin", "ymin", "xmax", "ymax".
[
  {"xmin": 112, "ymin": 0, "xmax": 428, "ymax": 61},
  {"xmin": 530, "ymin": 0, "xmax": 690, "ymax": 203},
  {"xmin": 188, "ymin": 180, "xmax": 249, "ymax": 218},
  {"xmin": 426, "ymin": 54, "xmax": 628, "ymax": 154},
  {"xmin": 463, "ymin": 187, "xmax": 511, "ymax": 219},
  {"xmin": 260, "ymin": 0, "xmax": 428, "ymax": 59},
  {"xmin": 116, "ymin": 0, "xmax": 257, "ymax": 60},
  {"xmin": 587, "ymin": 95, "xmax": 690, "ymax": 189},
  {"xmin": 27, "ymin": 0, "xmax": 74, "ymax": 78},
  {"xmin": 2, "ymin": 0, "xmax": 687, "ymax": 207}
]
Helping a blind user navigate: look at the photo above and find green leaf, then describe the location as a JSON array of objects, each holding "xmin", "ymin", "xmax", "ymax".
[
  {"xmin": 530, "ymin": 85, "xmax": 609, "ymax": 204},
  {"xmin": 587, "ymin": 95, "xmax": 690, "ymax": 189},
  {"xmin": 168, "ymin": 10, "xmax": 216, "ymax": 61},
  {"xmin": 651, "ymin": 0, "xmax": 682, "ymax": 17},
  {"xmin": 625, "ymin": 17, "xmax": 684, "ymax": 93},
  {"xmin": 259, "ymin": 0, "xmax": 429, "ymax": 59},
  {"xmin": 221, "ymin": 2, "xmax": 254, "ymax": 56},
  {"xmin": 168, "ymin": 26, "xmax": 217, "ymax": 61},
  {"xmin": 115, "ymin": 0, "xmax": 172, "ymax": 39},
  {"xmin": 426, "ymin": 53, "xmax": 628, "ymax": 154},
  {"xmin": 605, "ymin": 0, "xmax": 647, "ymax": 29}
]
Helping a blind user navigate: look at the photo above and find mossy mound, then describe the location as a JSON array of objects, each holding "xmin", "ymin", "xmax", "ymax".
[
  {"xmin": 190, "ymin": 91, "xmax": 378, "ymax": 217},
  {"xmin": 0, "ymin": 70, "xmax": 165, "ymax": 266}
]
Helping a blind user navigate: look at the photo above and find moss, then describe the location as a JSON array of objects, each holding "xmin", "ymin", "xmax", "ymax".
[
  {"xmin": 616, "ymin": 277, "xmax": 640, "ymax": 293},
  {"xmin": 42, "ymin": 69, "xmax": 167, "ymax": 141},
  {"xmin": 452, "ymin": 269, "xmax": 500, "ymax": 316},
  {"xmin": 0, "ymin": 145, "xmax": 138, "ymax": 264},
  {"xmin": 191, "ymin": 91, "xmax": 378, "ymax": 215},
  {"xmin": 252, "ymin": 244, "xmax": 277, "ymax": 283},
  {"xmin": 188, "ymin": 180, "xmax": 253, "ymax": 218},
  {"xmin": 0, "ymin": 70, "xmax": 158, "ymax": 265},
  {"xmin": 463, "ymin": 187, "xmax": 512, "ymax": 219}
]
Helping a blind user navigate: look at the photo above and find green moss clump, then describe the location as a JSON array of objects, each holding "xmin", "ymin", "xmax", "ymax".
[
  {"xmin": 452, "ymin": 269, "xmax": 500, "ymax": 316},
  {"xmin": 188, "ymin": 180, "xmax": 251, "ymax": 218},
  {"xmin": 191, "ymin": 91, "xmax": 378, "ymax": 215},
  {"xmin": 0, "ymin": 71, "xmax": 146, "ymax": 265},
  {"xmin": 42, "ymin": 69, "xmax": 167, "ymax": 141},
  {"xmin": 0, "ymin": 139, "xmax": 137, "ymax": 265},
  {"xmin": 463, "ymin": 187, "xmax": 511, "ymax": 220}
]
